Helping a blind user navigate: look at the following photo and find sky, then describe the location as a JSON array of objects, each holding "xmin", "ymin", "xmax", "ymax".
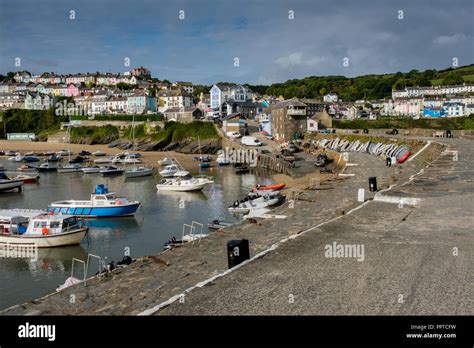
[{"xmin": 0, "ymin": 0, "xmax": 473, "ymax": 85}]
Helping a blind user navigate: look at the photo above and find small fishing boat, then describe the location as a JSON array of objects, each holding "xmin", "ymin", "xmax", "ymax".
[
  {"xmin": 159, "ymin": 164, "xmax": 180, "ymax": 177},
  {"xmin": 23, "ymin": 156, "xmax": 40, "ymax": 163},
  {"xmin": 235, "ymin": 165, "xmax": 250, "ymax": 174},
  {"xmin": 94, "ymin": 157, "xmax": 112, "ymax": 164},
  {"xmin": 228, "ymin": 195, "xmax": 284, "ymax": 214},
  {"xmin": 121, "ymin": 156, "xmax": 142, "ymax": 164},
  {"xmin": 208, "ymin": 219, "xmax": 233, "ymax": 230},
  {"xmin": 8, "ymin": 153, "xmax": 23, "ymax": 162},
  {"xmin": 13, "ymin": 174, "xmax": 40, "ymax": 184},
  {"xmin": 158, "ymin": 157, "xmax": 176, "ymax": 166},
  {"xmin": 216, "ymin": 154, "xmax": 230, "ymax": 166},
  {"xmin": 0, "ymin": 210, "xmax": 88, "ymax": 247},
  {"xmin": 47, "ymin": 154, "xmax": 62, "ymax": 162},
  {"xmin": 79, "ymin": 150, "xmax": 91, "ymax": 156},
  {"xmin": 43, "ymin": 151, "xmax": 55, "ymax": 156},
  {"xmin": 57, "ymin": 164, "xmax": 83, "ymax": 173},
  {"xmin": 100, "ymin": 166, "xmax": 124, "ymax": 176},
  {"xmin": 81, "ymin": 166, "xmax": 102, "ymax": 174},
  {"xmin": 5, "ymin": 150, "xmax": 17, "ymax": 156},
  {"xmin": 199, "ymin": 162, "xmax": 211, "ymax": 168},
  {"xmin": 252, "ymin": 183, "xmax": 286, "ymax": 192},
  {"xmin": 124, "ymin": 166, "xmax": 154, "ymax": 178},
  {"xmin": 17, "ymin": 165, "xmax": 36, "ymax": 172},
  {"xmin": 92, "ymin": 150, "xmax": 106, "ymax": 156},
  {"xmin": 0, "ymin": 179, "xmax": 24, "ymax": 192},
  {"xmin": 156, "ymin": 172, "xmax": 212, "ymax": 192},
  {"xmin": 49, "ymin": 184, "xmax": 140, "ymax": 217},
  {"xmin": 36, "ymin": 163, "xmax": 58, "ymax": 172},
  {"xmin": 57, "ymin": 150, "xmax": 72, "ymax": 156}
]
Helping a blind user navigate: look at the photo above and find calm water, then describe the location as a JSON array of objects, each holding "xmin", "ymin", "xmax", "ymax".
[{"xmin": 0, "ymin": 158, "xmax": 273, "ymax": 310}]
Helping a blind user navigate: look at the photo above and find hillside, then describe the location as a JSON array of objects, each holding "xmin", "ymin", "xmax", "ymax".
[{"xmin": 246, "ymin": 64, "xmax": 474, "ymax": 101}]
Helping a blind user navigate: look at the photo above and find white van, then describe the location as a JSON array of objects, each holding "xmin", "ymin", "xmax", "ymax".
[
  {"xmin": 226, "ymin": 131, "xmax": 241, "ymax": 139},
  {"xmin": 241, "ymin": 136, "xmax": 262, "ymax": 146}
]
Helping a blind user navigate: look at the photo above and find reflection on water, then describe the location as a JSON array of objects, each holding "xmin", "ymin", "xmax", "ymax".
[{"xmin": 0, "ymin": 159, "xmax": 272, "ymax": 310}]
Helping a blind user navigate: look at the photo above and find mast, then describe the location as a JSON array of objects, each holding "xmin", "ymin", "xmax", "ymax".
[
  {"xmin": 68, "ymin": 114, "xmax": 71, "ymax": 164},
  {"xmin": 132, "ymin": 114, "xmax": 136, "ymax": 171}
]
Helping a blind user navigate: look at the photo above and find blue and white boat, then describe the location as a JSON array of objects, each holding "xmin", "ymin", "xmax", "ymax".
[{"xmin": 48, "ymin": 184, "xmax": 140, "ymax": 217}]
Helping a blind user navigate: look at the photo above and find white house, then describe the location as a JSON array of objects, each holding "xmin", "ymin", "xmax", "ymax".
[
  {"xmin": 442, "ymin": 102, "xmax": 464, "ymax": 117},
  {"xmin": 323, "ymin": 93, "xmax": 338, "ymax": 103}
]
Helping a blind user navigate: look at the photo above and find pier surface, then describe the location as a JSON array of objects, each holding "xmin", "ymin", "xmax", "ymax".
[{"xmin": 2, "ymin": 138, "xmax": 472, "ymax": 315}]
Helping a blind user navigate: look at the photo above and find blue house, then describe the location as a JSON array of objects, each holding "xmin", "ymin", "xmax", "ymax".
[{"xmin": 423, "ymin": 107, "xmax": 445, "ymax": 118}]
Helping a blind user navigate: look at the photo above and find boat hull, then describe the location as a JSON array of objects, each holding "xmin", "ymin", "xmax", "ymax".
[
  {"xmin": 124, "ymin": 169, "xmax": 153, "ymax": 178},
  {"xmin": 0, "ymin": 180, "xmax": 23, "ymax": 191},
  {"xmin": 48, "ymin": 203, "xmax": 140, "ymax": 217},
  {"xmin": 156, "ymin": 183, "xmax": 207, "ymax": 192},
  {"xmin": 0, "ymin": 229, "xmax": 87, "ymax": 248}
]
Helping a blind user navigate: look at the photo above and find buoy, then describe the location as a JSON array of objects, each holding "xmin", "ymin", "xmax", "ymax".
[{"xmin": 42, "ymin": 227, "xmax": 49, "ymax": 235}]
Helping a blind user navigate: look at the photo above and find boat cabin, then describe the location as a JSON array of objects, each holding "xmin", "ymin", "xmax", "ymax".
[{"xmin": 0, "ymin": 210, "xmax": 79, "ymax": 236}]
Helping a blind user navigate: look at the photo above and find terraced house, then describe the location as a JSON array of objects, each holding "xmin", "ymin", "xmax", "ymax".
[{"xmin": 127, "ymin": 90, "xmax": 156, "ymax": 114}]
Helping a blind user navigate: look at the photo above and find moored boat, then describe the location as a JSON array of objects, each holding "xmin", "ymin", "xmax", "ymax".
[
  {"xmin": 159, "ymin": 164, "xmax": 180, "ymax": 177},
  {"xmin": 57, "ymin": 164, "xmax": 83, "ymax": 173},
  {"xmin": 156, "ymin": 171, "xmax": 212, "ymax": 192},
  {"xmin": 0, "ymin": 179, "xmax": 24, "ymax": 192},
  {"xmin": 252, "ymin": 183, "xmax": 286, "ymax": 192},
  {"xmin": 124, "ymin": 166, "xmax": 154, "ymax": 178},
  {"xmin": 13, "ymin": 174, "xmax": 40, "ymax": 184},
  {"xmin": 81, "ymin": 166, "xmax": 102, "ymax": 174},
  {"xmin": 158, "ymin": 157, "xmax": 176, "ymax": 166},
  {"xmin": 208, "ymin": 219, "xmax": 234, "ymax": 230},
  {"xmin": 228, "ymin": 194, "xmax": 284, "ymax": 214},
  {"xmin": 0, "ymin": 209, "xmax": 88, "ymax": 247},
  {"xmin": 92, "ymin": 150, "xmax": 106, "ymax": 156},
  {"xmin": 48, "ymin": 184, "xmax": 140, "ymax": 217},
  {"xmin": 22, "ymin": 156, "xmax": 40, "ymax": 163},
  {"xmin": 36, "ymin": 163, "xmax": 58, "ymax": 172},
  {"xmin": 100, "ymin": 166, "xmax": 124, "ymax": 176}
]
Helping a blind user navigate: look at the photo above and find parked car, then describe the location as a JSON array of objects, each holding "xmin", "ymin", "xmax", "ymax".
[
  {"xmin": 241, "ymin": 136, "xmax": 262, "ymax": 146},
  {"xmin": 386, "ymin": 128, "xmax": 399, "ymax": 135},
  {"xmin": 226, "ymin": 131, "xmax": 241, "ymax": 139}
]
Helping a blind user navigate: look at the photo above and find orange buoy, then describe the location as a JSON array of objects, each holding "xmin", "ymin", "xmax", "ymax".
[{"xmin": 42, "ymin": 227, "xmax": 49, "ymax": 235}]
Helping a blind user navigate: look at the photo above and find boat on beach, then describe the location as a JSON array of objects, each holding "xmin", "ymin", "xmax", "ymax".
[
  {"xmin": 18, "ymin": 164, "xmax": 37, "ymax": 172},
  {"xmin": 252, "ymin": 183, "xmax": 286, "ymax": 192},
  {"xmin": 216, "ymin": 154, "xmax": 230, "ymax": 166},
  {"xmin": 0, "ymin": 209, "xmax": 88, "ymax": 247},
  {"xmin": 208, "ymin": 219, "xmax": 234, "ymax": 230},
  {"xmin": 94, "ymin": 157, "xmax": 112, "ymax": 164},
  {"xmin": 48, "ymin": 184, "xmax": 140, "ymax": 217},
  {"xmin": 228, "ymin": 194, "xmax": 284, "ymax": 214},
  {"xmin": 92, "ymin": 151, "xmax": 106, "ymax": 156},
  {"xmin": 12, "ymin": 174, "xmax": 40, "ymax": 184},
  {"xmin": 158, "ymin": 157, "xmax": 176, "ymax": 166},
  {"xmin": 23, "ymin": 156, "xmax": 40, "ymax": 163}
]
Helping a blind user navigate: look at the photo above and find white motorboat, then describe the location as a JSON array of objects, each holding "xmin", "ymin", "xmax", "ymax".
[
  {"xmin": 228, "ymin": 195, "xmax": 284, "ymax": 214},
  {"xmin": 159, "ymin": 164, "xmax": 180, "ymax": 177},
  {"xmin": 57, "ymin": 150, "xmax": 72, "ymax": 156},
  {"xmin": 124, "ymin": 166, "xmax": 154, "ymax": 178},
  {"xmin": 208, "ymin": 219, "xmax": 234, "ymax": 230},
  {"xmin": 36, "ymin": 162, "xmax": 58, "ymax": 172},
  {"xmin": 81, "ymin": 166, "xmax": 102, "ymax": 174},
  {"xmin": 0, "ymin": 209, "xmax": 88, "ymax": 247},
  {"xmin": 158, "ymin": 157, "xmax": 176, "ymax": 166},
  {"xmin": 156, "ymin": 172, "xmax": 212, "ymax": 192},
  {"xmin": 100, "ymin": 166, "xmax": 124, "ymax": 176},
  {"xmin": 57, "ymin": 164, "xmax": 83, "ymax": 173},
  {"xmin": 94, "ymin": 157, "xmax": 112, "ymax": 164},
  {"xmin": 8, "ymin": 153, "xmax": 23, "ymax": 162},
  {"xmin": 121, "ymin": 156, "xmax": 142, "ymax": 164},
  {"xmin": 92, "ymin": 151, "xmax": 106, "ymax": 156},
  {"xmin": 0, "ymin": 179, "xmax": 24, "ymax": 192}
]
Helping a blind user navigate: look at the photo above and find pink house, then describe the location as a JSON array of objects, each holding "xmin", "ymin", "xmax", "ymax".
[{"xmin": 66, "ymin": 83, "xmax": 80, "ymax": 97}]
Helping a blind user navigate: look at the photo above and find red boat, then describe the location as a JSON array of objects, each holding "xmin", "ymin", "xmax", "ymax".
[
  {"xmin": 252, "ymin": 183, "xmax": 285, "ymax": 192},
  {"xmin": 14, "ymin": 174, "xmax": 40, "ymax": 184}
]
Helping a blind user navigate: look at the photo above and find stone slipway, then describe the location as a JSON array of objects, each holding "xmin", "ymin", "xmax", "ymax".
[{"xmin": 3, "ymin": 138, "xmax": 469, "ymax": 315}]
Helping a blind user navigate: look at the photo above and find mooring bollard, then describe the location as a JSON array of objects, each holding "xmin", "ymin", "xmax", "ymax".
[
  {"xmin": 227, "ymin": 239, "xmax": 250, "ymax": 269},
  {"xmin": 386, "ymin": 157, "xmax": 391, "ymax": 167},
  {"xmin": 358, "ymin": 188, "xmax": 365, "ymax": 202},
  {"xmin": 369, "ymin": 177, "xmax": 377, "ymax": 192}
]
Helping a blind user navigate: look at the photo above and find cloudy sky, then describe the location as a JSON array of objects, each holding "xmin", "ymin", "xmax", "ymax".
[{"xmin": 0, "ymin": 0, "xmax": 473, "ymax": 84}]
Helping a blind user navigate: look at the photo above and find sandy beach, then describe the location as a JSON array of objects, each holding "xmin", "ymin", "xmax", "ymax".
[{"xmin": 0, "ymin": 140, "xmax": 204, "ymax": 171}]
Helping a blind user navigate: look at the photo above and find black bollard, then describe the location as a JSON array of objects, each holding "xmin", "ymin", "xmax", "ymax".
[
  {"xmin": 227, "ymin": 239, "xmax": 250, "ymax": 269},
  {"xmin": 369, "ymin": 177, "xmax": 377, "ymax": 192},
  {"xmin": 386, "ymin": 157, "xmax": 391, "ymax": 167}
]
